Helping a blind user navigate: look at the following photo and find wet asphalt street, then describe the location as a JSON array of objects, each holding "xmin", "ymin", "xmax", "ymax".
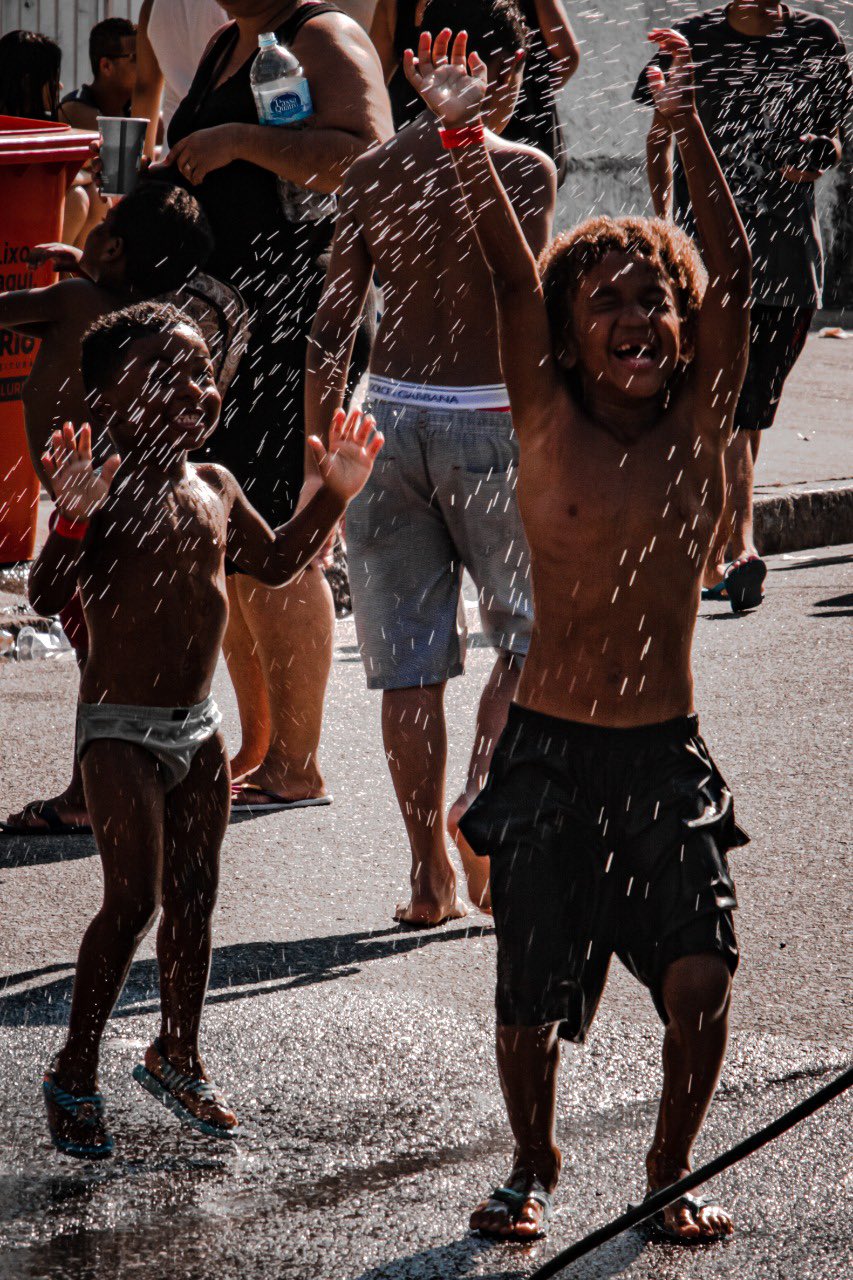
[{"xmin": 1, "ymin": 546, "xmax": 851, "ymax": 1280}]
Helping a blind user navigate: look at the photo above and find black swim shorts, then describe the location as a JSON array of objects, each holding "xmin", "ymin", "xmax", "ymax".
[
  {"xmin": 459, "ymin": 705, "xmax": 747, "ymax": 1042},
  {"xmin": 734, "ymin": 304, "xmax": 813, "ymax": 431}
]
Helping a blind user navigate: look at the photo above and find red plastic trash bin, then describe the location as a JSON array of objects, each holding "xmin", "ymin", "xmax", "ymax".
[{"xmin": 0, "ymin": 116, "xmax": 95, "ymax": 564}]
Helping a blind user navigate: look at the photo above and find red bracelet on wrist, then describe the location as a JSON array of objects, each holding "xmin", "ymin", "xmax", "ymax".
[
  {"xmin": 55, "ymin": 514, "xmax": 89, "ymax": 541},
  {"xmin": 439, "ymin": 123, "xmax": 485, "ymax": 150}
]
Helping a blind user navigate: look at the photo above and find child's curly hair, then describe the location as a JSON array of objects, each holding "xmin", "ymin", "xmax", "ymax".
[{"xmin": 538, "ymin": 216, "xmax": 707, "ymax": 387}]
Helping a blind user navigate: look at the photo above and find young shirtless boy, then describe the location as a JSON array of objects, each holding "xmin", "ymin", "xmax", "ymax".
[
  {"xmin": 0, "ymin": 183, "xmax": 234, "ymax": 837},
  {"xmin": 307, "ymin": 0, "xmax": 558, "ymax": 923},
  {"xmin": 407, "ymin": 28, "xmax": 751, "ymax": 1242},
  {"xmin": 30, "ymin": 301, "xmax": 382, "ymax": 1157}
]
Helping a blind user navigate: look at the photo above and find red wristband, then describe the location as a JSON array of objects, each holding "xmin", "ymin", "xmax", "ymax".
[
  {"xmin": 439, "ymin": 124, "xmax": 485, "ymax": 150},
  {"xmin": 55, "ymin": 514, "xmax": 89, "ymax": 541}
]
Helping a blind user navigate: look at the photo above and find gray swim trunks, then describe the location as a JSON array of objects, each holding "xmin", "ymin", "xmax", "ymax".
[
  {"xmin": 76, "ymin": 696, "xmax": 222, "ymax": 791},
  {"xmin": 346, "ymin": 384, "xmax": 532, "ymax": 690}
]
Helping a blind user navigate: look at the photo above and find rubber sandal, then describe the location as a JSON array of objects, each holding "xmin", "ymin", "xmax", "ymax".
[
  {"xmin": 43, "ymin": 1064, "xmax": 113, "ymax": 1159},
  {"xmin": 229, "ymin": 785, "xmax": 333, "ymax": 814},
  {"xmin": 630, "ymin": 1191, "xmax": 730, "ymax": 1245},
  {"xmin": 472, "ymin": 1180, "xmax": 554, "ymax": 1240},
  {"xmin": 1, "ymin": 801, "xmax": 92, "ymax": 837},
  {"xmin": 701, "ymin": 580, "xmax": 729, "ymax": 602},
  {"xmin": 724, "ymin": 557, "xmax": 766, "ymax": 612},
  {"xmin": 132, "ymin": 1040, "xmax": 240, "ymax": 1139}
]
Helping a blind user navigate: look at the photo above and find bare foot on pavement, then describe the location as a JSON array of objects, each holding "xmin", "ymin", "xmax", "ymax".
[{"xmin": 448, "ymin": 793, "xmax": 491, "ymax": 914}]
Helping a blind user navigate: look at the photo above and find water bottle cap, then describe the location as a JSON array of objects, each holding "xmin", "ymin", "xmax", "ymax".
[{"xmin": 258, "ymin": 32, "xmax": 278, "ymax": 48}]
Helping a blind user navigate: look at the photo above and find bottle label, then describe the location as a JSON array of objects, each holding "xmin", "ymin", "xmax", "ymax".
[{"xmin": 257, "ymin": 79, "xmax": 313, "ymax": 126}]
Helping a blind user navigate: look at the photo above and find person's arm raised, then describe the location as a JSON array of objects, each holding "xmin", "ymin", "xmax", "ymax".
[
  {"xmin": 646, "ymin": 110, "xmax": 674, "ymax": 219},
  {"xmin": 227, "ymin": 408, "xmax": 383, "ymax": 585},
  {"xmin": 405, "ymin": 29, "xmax": 562, "ymax": 433},
  {"xmin": 133, "ymin": 0, "xmax": 165, "ymax": 160},
  {"xmin": 28, "ymin": 424, "xmax": 120, "ymax": 617},
  {"xmin": 648, "ymin": 29, "xmax": 751, "ymax": 444},
  {"xmin": 369, "ymin": 0, "xmax": 398, "ymax": 83},
  {"xmin": 533, "ymin": 0, "xmax": 580, "ymax": 86}
]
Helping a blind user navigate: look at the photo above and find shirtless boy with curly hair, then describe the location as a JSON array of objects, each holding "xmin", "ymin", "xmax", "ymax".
[{"xmin": 407, "ymin": 26, "xmax": 751, "ymax": 1243}]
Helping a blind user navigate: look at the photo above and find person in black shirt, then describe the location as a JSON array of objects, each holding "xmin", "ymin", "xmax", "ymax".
[
  {"xmin": 157, "ymin": 0, "xmax": 392, "ymax": 809},
  {"xmin": 370, "ymin": 0, "xmax": 578, "ymax": 175},
  {"xmin": 634, "ymin": 2, "xmax": 852, "ymax": 611},
  {"xmin": 59, "ymin": 18, "xmax": 138, "ymax": 131}
]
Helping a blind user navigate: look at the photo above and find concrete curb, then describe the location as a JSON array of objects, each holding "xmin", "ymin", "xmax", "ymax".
[{"xmin": 754, "ymin": 485, "xmax": 853, "ymax": 555}]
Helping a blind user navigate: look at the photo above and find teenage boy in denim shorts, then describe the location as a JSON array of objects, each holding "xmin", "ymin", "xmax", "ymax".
[{"xmin": 306, "ymin": 0, "xmax": 559, "ymax": 924}]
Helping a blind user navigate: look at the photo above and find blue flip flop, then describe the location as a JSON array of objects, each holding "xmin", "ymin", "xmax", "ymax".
[{"xmin": 43, "ymin": 1066, "xmax": 114, "ymax": 1159}]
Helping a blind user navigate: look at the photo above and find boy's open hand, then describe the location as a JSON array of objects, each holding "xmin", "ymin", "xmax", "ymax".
[
  {"xmin": 308, "ymin": 408, "xmax": 383, "ymax": 505},
  {"xmin": 647, "ymin": 29, "xmax": 697, "ymax": 122},
  {"xmin": 43, "ymin": 423, "xmax": 121, "ymax": 523},
  {"xmin": 404, "ymin": 29, "xmax": 490, "ymax": 127}
]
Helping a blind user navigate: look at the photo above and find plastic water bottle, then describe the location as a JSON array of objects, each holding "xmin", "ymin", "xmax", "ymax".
[
  {"xmin": 50, "ymin": 620, "xmax": 72, "ymax": 653},
  {"xmin": 16, "ymin": 626, "xmax": 58, "ymax": 660},
  {"xmin": 250, "ymin": 31, "xmax": 336, "ymax": 224}
]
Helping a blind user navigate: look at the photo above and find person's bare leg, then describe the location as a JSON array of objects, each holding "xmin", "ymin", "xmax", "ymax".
[
  {"xmin": 727, "ymin": 429, "xmax": 760, "ymax": 565},
  {"xmin": 471, "ymin": 1023, "xmax": 562, "ymax": 1237},
  {"xmin": 646, "ymin": 953, "xmax": 734, "ymax": 1241},
  {"xmin": 223, "ymin": 576, "xmax": 270, "ymax": 783},
  {"xmin": 53, "ymin": 742, "xmax": 165, "ymax": 1093},
  {"xmin": 704, "ymin": 429, "xmax": 758, "ymax": 586},
  {"xmin": 382, "ymin": 683, "xmax": 467, "ymax": 926},
  {"xmin": 448, "ymin": 650, "xmax": 521, "ymax": 913},
  {"xmin": 157, "ymin": 734, "xmax": 230, "ymax": 1073},
  {"xmin": 233, "ymin": 563, "xmax": 334, "ymax": 801}
]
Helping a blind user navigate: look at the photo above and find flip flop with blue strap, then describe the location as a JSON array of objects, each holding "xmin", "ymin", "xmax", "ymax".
[
  {"xmin": 43, "ymin": 1064, "xmax": 114, "ymax": 1159},
  {"xmin": 132, "ymin": 1040, "xmax": 241, "ymax": 1139},
  {"xmin": 702, "ymin": 557, "xmax": 766, "ymax": 612}
]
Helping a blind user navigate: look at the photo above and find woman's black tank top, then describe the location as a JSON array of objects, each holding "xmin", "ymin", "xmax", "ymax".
[
  {"xmin": 166, "ymin": 2, "xmax": 340, "ymax": 287},
  {"xmin": 388, "ymin": 0, "xmax": 567, "ymax": 183}
]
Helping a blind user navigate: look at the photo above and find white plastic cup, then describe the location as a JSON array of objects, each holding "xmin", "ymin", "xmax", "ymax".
[{"xmin": 97, "ymin": 116, "xmax": 149, "ymax": 196}]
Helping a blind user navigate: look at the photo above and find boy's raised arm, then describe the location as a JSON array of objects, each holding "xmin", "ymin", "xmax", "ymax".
[
  {"xmin": 29, "ymin": 424, "xmax": 120, "ymax": 617},
  {"xmin": 227, "ymin": 408, "xmax": 383, "ymax": 585},
  {"xmin": 405, "ymin": 30, "xmax": 562, "ymax": 431},
  {"xmin": 647, "ymin": 30, "xmax": 751, "ymax": 441}
]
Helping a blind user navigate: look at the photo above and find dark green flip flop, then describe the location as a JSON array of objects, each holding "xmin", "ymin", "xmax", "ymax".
[
  {"xmin": 724, "ymin": 557, "xmax": 766, "ymax": 612},
  {"xmin": 630, "ymin": 1191, "xmax": 731, "ymax": 1245}
]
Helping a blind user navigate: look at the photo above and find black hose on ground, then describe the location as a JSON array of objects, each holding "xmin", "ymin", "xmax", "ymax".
[{"xmin": 529, "ymin": 1062, "xmax": 853, "ymax": 1279}]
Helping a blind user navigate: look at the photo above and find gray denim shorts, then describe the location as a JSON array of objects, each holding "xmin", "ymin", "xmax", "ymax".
[{"xmin": 346, "ymin": 400, "xmax": 532, "ymax": 690}]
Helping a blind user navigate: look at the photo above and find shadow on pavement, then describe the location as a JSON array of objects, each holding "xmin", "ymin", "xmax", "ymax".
[
  {"xmin": 811, "ymin": 590, "xmax": 853, "ymax": 618},
  {"xmin": 770, "ymin": 552, "xmax": 852, "ymax": 573},
  {"xmin": 0, "ymin": 924, "xmax": 493, "ymax": 1027},
  {"xmin": 0, "ymin": 833, "xmax": 96, "ymax": 868},
  {"xmin": 348, "ymin": 1222, "xmax": 646, "ymax": 1280}
]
